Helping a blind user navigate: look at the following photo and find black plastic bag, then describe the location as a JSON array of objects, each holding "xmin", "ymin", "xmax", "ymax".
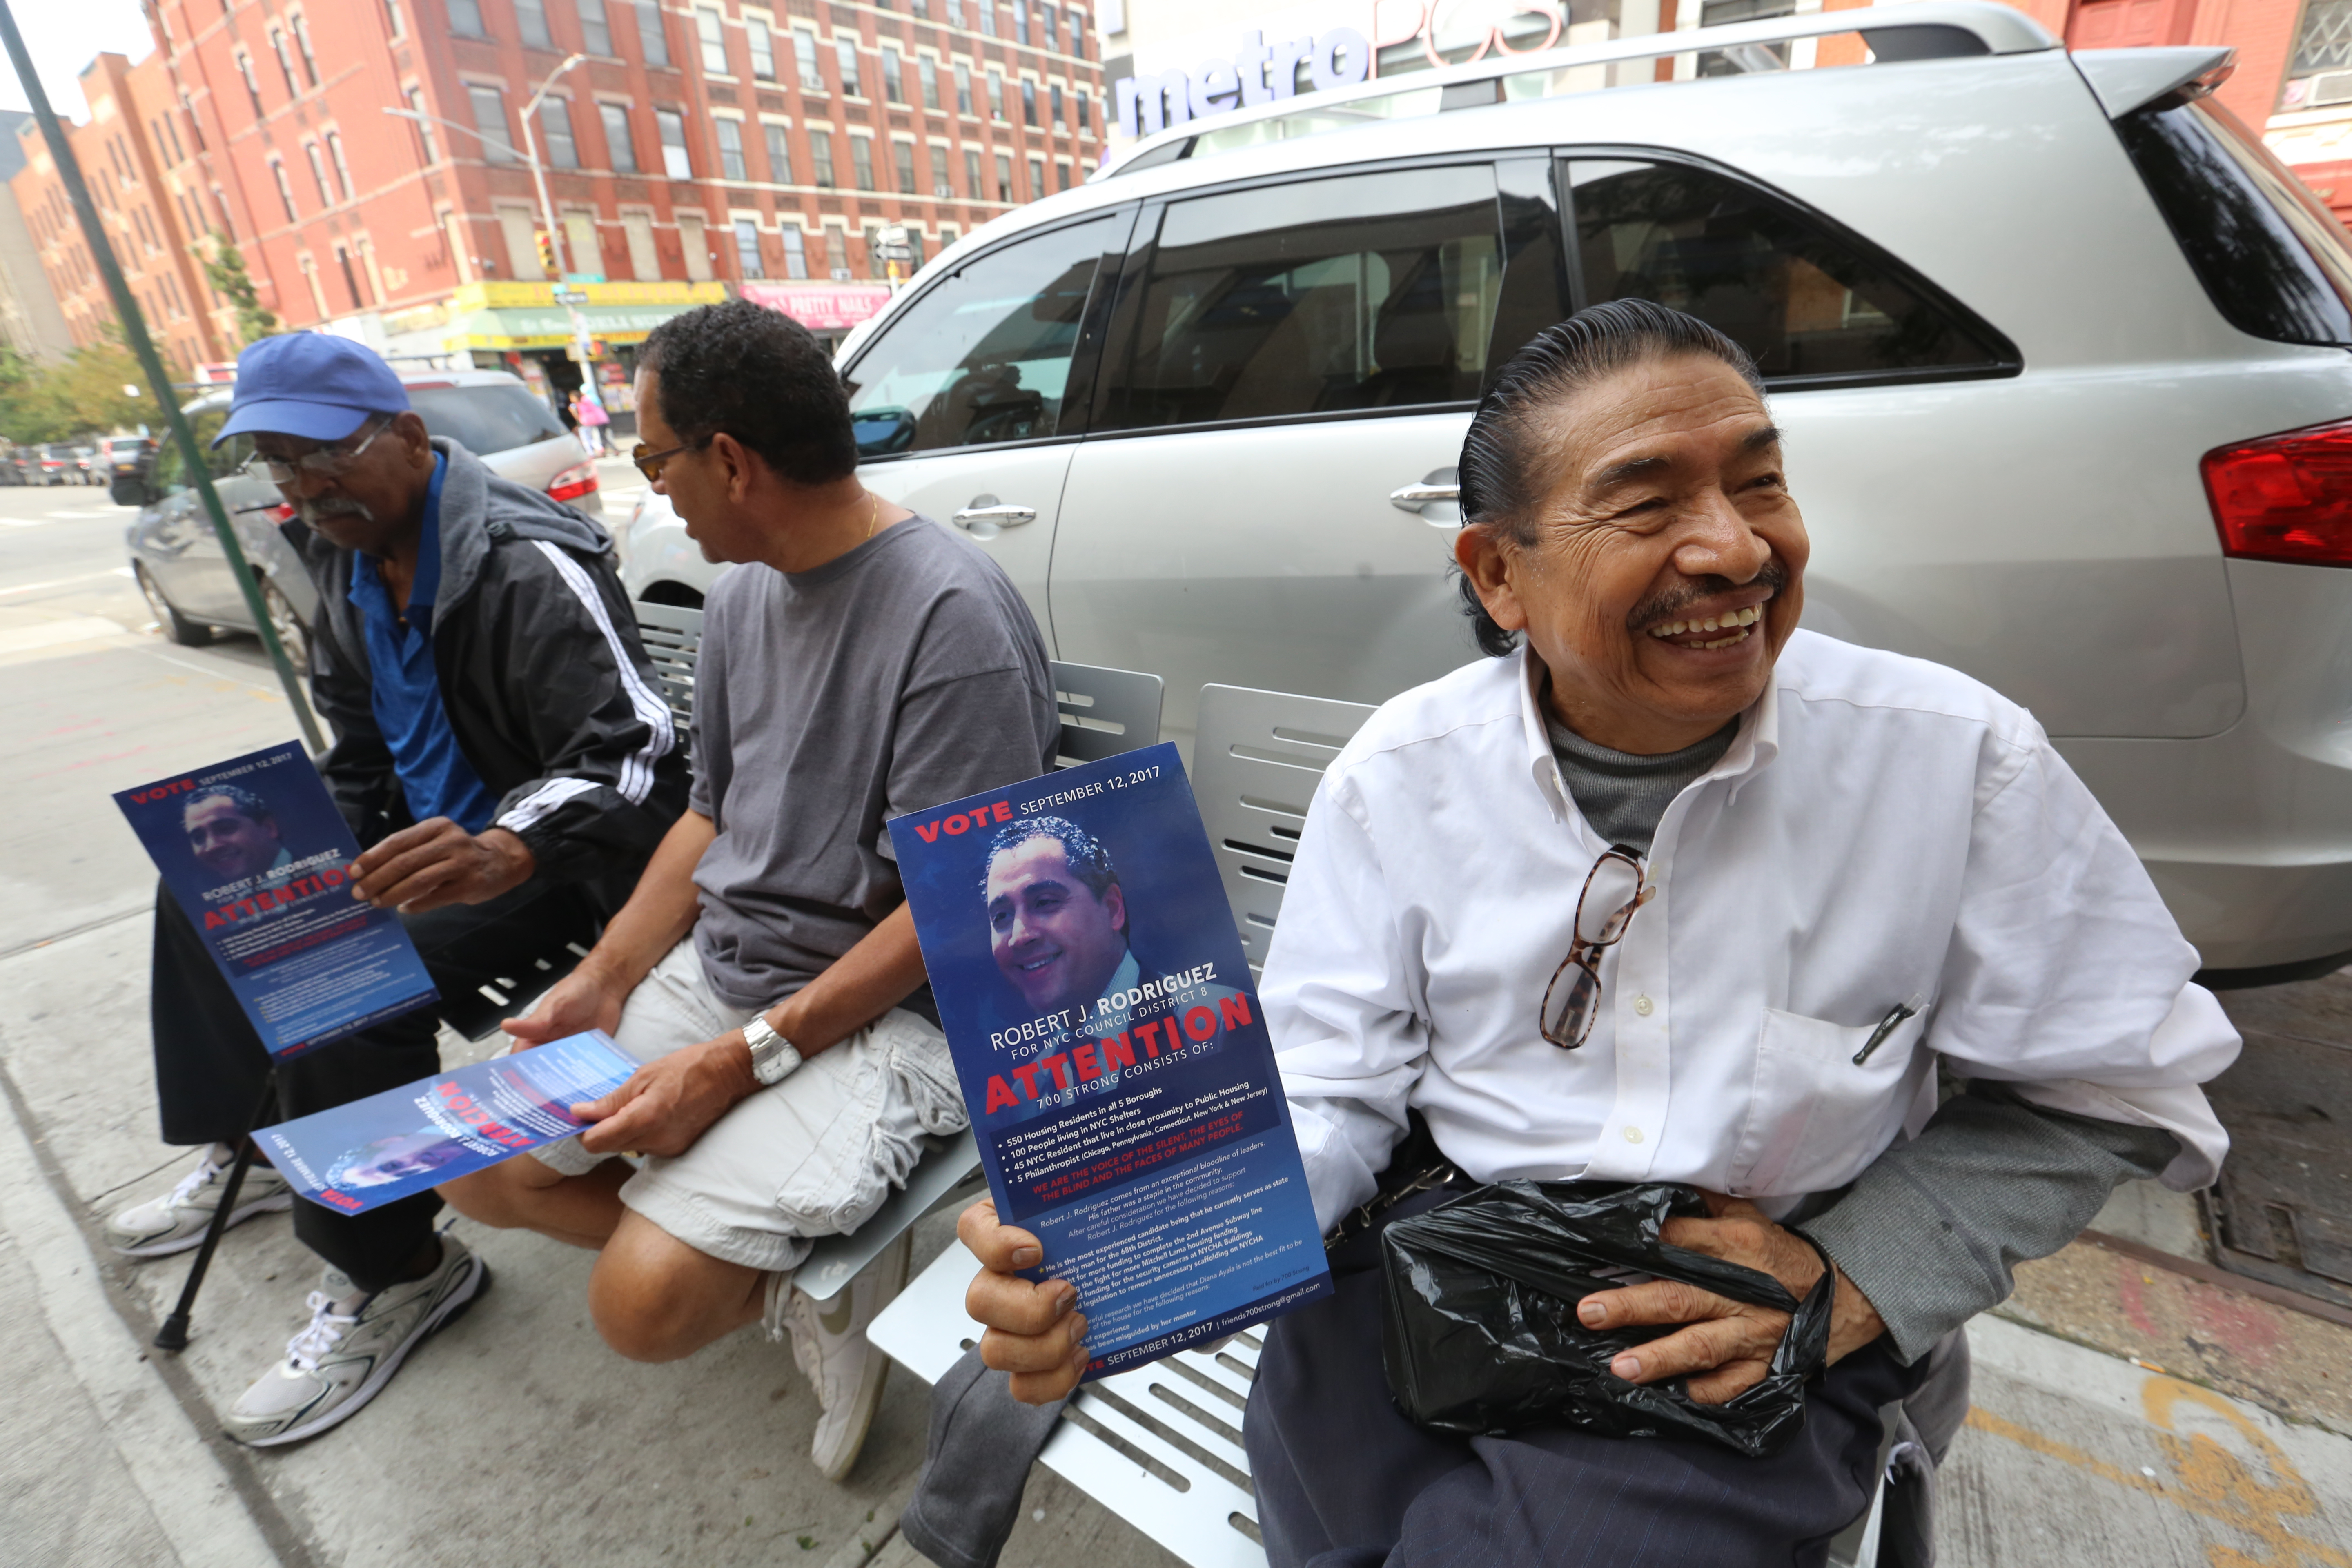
[{"xmin": 1378, "ymin": 1180, "xmax": 1833, "ymax": 1457}]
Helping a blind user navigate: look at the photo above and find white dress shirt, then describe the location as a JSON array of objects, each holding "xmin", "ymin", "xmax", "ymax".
[{"xmin": 1263, "ymin": 631, "xmax": 2238, "ymax": 1235}]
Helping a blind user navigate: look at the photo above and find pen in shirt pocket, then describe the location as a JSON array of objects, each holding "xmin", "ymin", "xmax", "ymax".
[{"xmin": 1853, "ymin": 995, "xmax": 1924, "ymax": 1066}]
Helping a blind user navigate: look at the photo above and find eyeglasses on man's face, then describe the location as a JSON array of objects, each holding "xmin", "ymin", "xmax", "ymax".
[
  {"xmin": 241, "ymin": 414, "xmax": 393, "ymax": 486},
  {"xmin": 1539, "ymin": 846, "xmax": 1654, "ymax": 1051},
  {"xmin": 631, "ymin": 437, "xmax": 710, "ymax": 484}
]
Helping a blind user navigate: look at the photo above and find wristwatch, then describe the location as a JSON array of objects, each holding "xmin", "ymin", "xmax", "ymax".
[{"xmin": 743, "ymin": 1014, "xmax": 803, "ymax": 1087}]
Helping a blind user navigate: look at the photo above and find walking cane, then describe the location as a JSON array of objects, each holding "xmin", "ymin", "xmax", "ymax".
[{"xmin": 153, "ymin": 1071, "xmax": 279, "ymax": 1352}]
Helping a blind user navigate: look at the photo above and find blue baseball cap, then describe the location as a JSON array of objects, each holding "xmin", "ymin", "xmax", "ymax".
[{"xmin": 213, "ymin": 334, "xmax": 411, "ymax": 447}]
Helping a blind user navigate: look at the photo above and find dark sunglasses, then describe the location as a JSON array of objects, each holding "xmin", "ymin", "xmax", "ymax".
[{"xmin": 631, "ymin": 437, "xmax": 708, "ymax": 483}]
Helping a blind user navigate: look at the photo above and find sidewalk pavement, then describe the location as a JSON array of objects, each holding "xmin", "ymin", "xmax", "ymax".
[{"xmin": 2, "ymin": 601, "xmax": 2350, "ymax": 1567}]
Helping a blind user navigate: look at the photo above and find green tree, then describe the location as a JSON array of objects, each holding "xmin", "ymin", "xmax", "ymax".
[
  {"xmin": 202, "ymin": 232, "xmax": 278, "ymax": 346},
  {"xmin": 0, "ymin": 335, "xmax": 153, "ymax": 444}
]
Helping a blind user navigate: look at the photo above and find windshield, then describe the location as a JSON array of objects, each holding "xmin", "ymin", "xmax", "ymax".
[{"xmin": 406, "ymin": 383, "xmax": 567, "ymax": 456}]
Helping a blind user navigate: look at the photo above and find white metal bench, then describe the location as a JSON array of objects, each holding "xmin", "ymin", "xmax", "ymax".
[
  {"xmin": 864, "ymin": 679, "xmax": 1897, "ymax": 1565},
  {"xmin": 629, "ymin": 599, "xmax": 703, "ymax": 735}
]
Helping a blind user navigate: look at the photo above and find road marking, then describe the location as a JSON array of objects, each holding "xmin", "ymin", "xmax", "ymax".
[
  {"xmin": 0, "ymin": 616, "xmax": 129, "ymax": 653},
  {"xmin": 0, "ymin": 568, "xmax": 134, "ymax": 597}
]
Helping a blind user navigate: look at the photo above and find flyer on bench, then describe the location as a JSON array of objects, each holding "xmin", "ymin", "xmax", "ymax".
[
  {"xmin": 256, "ymin": 1031, "xmax": 641, "ymax": 1213},
  {"xmin": 891, "ymin": 742, "xmax": 1333, "ymax": 1379},
  {"xmin": 114, "ymin": 742, "xmax": 438, "ymax": 1058}
]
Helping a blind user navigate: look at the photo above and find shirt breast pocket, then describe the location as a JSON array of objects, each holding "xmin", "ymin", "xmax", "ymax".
[{"xmin": 1727, "ymin": 1007, "xmax": 1927, "ymax": 1199}]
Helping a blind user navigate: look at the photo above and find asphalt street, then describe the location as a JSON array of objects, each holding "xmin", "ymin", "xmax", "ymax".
[{"xmin": 0, "ymin": 468, "xmax": 2345, "ymax": 1568}]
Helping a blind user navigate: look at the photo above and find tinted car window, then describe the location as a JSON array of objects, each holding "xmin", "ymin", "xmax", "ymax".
[
  {"xmin": 842, "ymin": 212, "xmax": 1124, "ymax": 456},
  {"xmin": 2114, "ymin": 96, "xmax": 2352, "ymax": 346},
  {"xmin": 407, "ymin": 383, "xmax": 568, "ymax": 456},
  {"xmin": 1107, "ymin": 166, "xmax": 1503, "ymax": 429},
  {"xmin": 1568, "ymin": 159, "xmax": 2010, "ymax": 382}
]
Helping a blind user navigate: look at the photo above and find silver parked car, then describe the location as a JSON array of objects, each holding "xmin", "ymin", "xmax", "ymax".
[
  {"xmin": 618, "ymin": 2, "xmax": 2352, "ymax": 981},
  {"xmin": 126, "ymin": 368, "xmax": 603, "ymax": 674}
]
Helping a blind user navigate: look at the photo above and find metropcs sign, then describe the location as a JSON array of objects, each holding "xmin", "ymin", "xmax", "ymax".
[{"xmin": 1115, "ymin": 0, "xmax": 1565, "ymax": 138}]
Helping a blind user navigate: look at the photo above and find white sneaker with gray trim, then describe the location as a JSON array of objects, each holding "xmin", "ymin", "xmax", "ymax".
[
  {"xmin": 785, "ymin": 1230, "xmax": 912, "ymax": 1481},
  {"xmin": 104, "ymin": 1144, "xmax": 292, "ymax": 1258},
  {"xmin": 221, "ymin": 1234, "xmax": 489, "ymax": 1447}
]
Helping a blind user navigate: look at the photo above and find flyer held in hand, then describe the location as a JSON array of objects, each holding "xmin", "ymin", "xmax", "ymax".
[
  {"xmin": 114, "ymin": 742, "xmax": 438, "ymax": 1058},
  {"xmin": 258, "ymin": 1031, "xmax": 641, "ymax": 1213},
  {"xmin": 891, "ymin": 742, "xmax": 1332, "ymax": 1379}
]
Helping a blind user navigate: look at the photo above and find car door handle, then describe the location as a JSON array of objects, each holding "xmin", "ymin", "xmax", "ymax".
[
  {"xmin": 1388, "ymin": 482, "xmax": 1459, "ymax": 510},
  {"xmin": 1391, "ymin": 468, "xmax": 1463, "ymax": 527},
  {"xmin": 952, "ymin": 494, "xmax": 1038, "ymax": 531}
]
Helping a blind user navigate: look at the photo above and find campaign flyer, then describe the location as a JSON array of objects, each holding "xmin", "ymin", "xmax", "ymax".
[
  {"xmin": 891, "ymin": 742, "xmax": 1332, "ymax": 1378},
  {"xmin": 114, "ymin": 742, "xmax": 437, "ymax": 1058},
  {"xmin": 258, "ymin": 1031, "xmax": 641, "ymax": 1213}
]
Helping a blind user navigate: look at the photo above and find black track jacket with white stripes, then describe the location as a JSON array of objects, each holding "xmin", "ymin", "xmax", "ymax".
[{"xmin": 281, "ymin": 438, "xmax": 688, "ymax": 917}]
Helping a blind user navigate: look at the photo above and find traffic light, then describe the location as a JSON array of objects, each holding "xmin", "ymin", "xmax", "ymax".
[{"xmin": 534, "ymin": 230, "xmax": 556, "ymax": 274}]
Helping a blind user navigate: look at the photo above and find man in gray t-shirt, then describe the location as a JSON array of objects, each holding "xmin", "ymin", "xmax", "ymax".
[{"xmin": 443, "ymin": 301, "xmax": 1058, "ymax": 1482}]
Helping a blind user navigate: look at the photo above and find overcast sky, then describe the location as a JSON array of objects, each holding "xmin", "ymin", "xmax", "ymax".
[{"xmin": 0, "ymin": 1, "xmax": 155, "ymax": 125}]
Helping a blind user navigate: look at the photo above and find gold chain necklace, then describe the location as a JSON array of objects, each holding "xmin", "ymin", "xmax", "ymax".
[{"xmin": 864, "ymin": 492, "xmax": 881, "ymax": 541}]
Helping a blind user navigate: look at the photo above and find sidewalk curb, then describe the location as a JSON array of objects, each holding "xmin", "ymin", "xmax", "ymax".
[{"xmin": 0, "ymin": 1049, "xmax": 315, "ymax": 1568}]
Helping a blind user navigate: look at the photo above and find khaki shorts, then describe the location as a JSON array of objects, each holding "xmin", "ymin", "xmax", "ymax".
[{"xmin": 532, "ymin": 939, "xmax": 967, "ymax": 1273}]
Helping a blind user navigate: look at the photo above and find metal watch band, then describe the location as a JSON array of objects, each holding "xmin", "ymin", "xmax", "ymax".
[{"xmin": 743, "ymin": 1015, "xmax": 802, "ymax": 1087}]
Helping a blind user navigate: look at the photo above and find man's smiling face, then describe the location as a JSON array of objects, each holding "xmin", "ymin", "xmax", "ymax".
[
  {"xmin": 1459, "ymin": 353, "xmax": 1809, "ymax": 754},
  {"xmin": 986, "ymin": 835, "xmax": 1129, "ymax": 1016},
  {"xmin": 183, "ymin": 794, "xmax": 282, "ymax": 882}
]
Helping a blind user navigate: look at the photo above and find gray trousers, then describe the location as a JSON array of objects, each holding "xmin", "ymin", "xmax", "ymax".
[{"xmin": 1243, "ymin": 1192, "xmax": 1962, "ymax": 1568}]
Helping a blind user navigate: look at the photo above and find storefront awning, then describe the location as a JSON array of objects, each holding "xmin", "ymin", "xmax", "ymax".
[{"xmin": 379, "ymin": 281, "xmax": 731, "ymax": 354}]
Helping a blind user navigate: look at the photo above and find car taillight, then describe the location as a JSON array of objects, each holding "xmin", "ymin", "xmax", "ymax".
[
  {"xmin": 548, "ymin": 461, "xmax": 599, "ymax": 503},
  {"xmin": 2203, "ymin": 420, "xmax": 2352, "ymax": 566}
]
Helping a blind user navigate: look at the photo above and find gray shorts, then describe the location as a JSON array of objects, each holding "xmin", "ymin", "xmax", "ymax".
[{"xmin": 532, "ymin": 939, "xmax": 967, "ymax": 1272}]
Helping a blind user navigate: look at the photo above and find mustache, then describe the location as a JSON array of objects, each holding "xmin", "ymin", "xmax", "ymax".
[
  {"xmin": 1626, "ymin": 558, "xmax": 1791, "ymax": 632},
  {"xmin": 298, "ymin": 496, "xmax": 376, "ymax": 526}
]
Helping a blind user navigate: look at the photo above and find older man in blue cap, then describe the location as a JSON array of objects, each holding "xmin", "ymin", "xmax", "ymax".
[{"xmin": 106, "ymin": 334, "xmax": 688, "ymax": 1446}]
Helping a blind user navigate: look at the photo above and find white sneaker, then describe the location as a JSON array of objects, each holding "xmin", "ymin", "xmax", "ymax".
[
  {"xmin": 221, "ymin": 1233, "xmax": 490, "ymax": 1447},
  {"xmin": 784, "ymin": 1231, "xmax": 912, "ymax": 1481},
  {"xmin": 104, "ymin": 1145, "xmax": 292, "ymax": 1258}
]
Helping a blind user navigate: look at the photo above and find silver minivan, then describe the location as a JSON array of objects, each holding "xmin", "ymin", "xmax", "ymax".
[
  {"xmin": 127, "ymin": 368, "xmax": 602, "ymax": 673},
  {"xmin": 622, "ymin": 2, "xmax": 2352, "ymax": 981}
]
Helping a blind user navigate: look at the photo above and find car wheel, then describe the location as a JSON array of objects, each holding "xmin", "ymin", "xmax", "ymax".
[
  {"xmin": 135, "ymin": 563, "xmax": 215, "ymax": 648},
  {"xmin": 259, "ymin": 579, "xmax": 310, "ymax": 677}
]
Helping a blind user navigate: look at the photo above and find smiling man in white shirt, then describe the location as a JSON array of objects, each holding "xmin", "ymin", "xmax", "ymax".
[{"xmin": 959, "ymin": 301, "xmax": 2238, "ymax": 1566}]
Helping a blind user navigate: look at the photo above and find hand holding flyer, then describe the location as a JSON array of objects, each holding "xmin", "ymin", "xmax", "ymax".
[
  {"xmin": 257, "ymin": 1031, "xmax": 641, "ymax": 1213},
  {"xmin": 891, "ymin": 742, "xmax": 1332, "ymax": 1379}
]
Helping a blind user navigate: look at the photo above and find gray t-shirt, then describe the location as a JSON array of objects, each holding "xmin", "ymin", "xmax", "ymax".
[
  {"xmin": 1545, "ymin": 712, "xmax": 1739, "ymax": 854},
  {"xmin": 688, "ymin": 518, "xmax": 1058, "ymax": 1017}
]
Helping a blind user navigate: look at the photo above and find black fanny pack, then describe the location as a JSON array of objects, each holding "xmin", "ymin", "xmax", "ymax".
[{"xmin": 1376, "ymin": 1179, "xmax": 1835, "ymax": 1458}]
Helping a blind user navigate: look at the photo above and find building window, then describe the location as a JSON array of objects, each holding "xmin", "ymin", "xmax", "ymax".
[
  {"xmin": 939, "ymin": 222, "xmax": 958, "ymax": 248},
  {"xmin": 213, "ymin": 185, "xmax": 236, "ymax": 238},
  {"xmin": 809, "ymin": 127, "xmax": 835, "ymax": 186},
  {"xmin": 864, "ymin": 224, "xmax": 884, "ymax": 277},
  {"xmin": 271, "ymin": 28, "xmax": 300, "ymax": 96},
  {"xmin": 851, "ymin": 134, "xmax": 875, "ymax": 190},
  {"xmin": 954, "ymin": 62, "xmax": 972, "ymax": 115},
  {"xmin": 1027, "ymin": 155, "xmax": 1042, "ymax": 199},
  {"xmin": 1076, "ymin": 89, "xmax": 1089, "ymax": 133},
  {"xmin": 384, "ymin": 0, "xmax": 405, "ymax": 39},
  {"xmin": 1055, "ymin": 156, "xmax": 1069, "ymax": 191},
  {"xmin": 963, "ymin": 147, "xmax": 981, "ymax": 198},
  {"xmin": 825, "ymin": 223, "xmax": 848, "ymax": 279},
  {"xmin": 716, "ymin": 117, "xmax": 746, "ymax": 179},
  {"xmin": 469, "ymin": 85, "xmax": 515, "ymax": 161},
  {"xmin": 929, "ymin": 141, "xmax": 951, "ymax": 196},
  {"xmin": 1050, "ymin": 82, "xmax": 1064, "ymax": 130},
  {"xmin": 883, "ymin": 48, "xmax": 904, "ymax": 103},
  {"xmin": 837, "ymin": 37, "xmax": 862, "ymax": 96},
  {"xmin": 764, "ymin": 122, "xmax": 792, "ymax": 183},
  {"xmin": 994, "ymin": 151, "xmax": 1011, "ymax": 202},
  {"xmin": 987, "ymin": 68, "xmax": 1004, "ymax": 120},
  {"xmin": 947, "ymin": 0, "xmax": 963, "ymax": 24},
  {"xmin": 182, "ymin": 91, "xmax": 206, "ymax": 151},
  {"xmin": 628, "ymin": 1, "xmax": 671, "ymax": 67},
  {"xmin": 271, "ymin": 160, "xmax": 298, "ymax": 221},
  {"xmin": 1022, "ymin": 79, "xmax": 1036, "ymax": 127},
  {"xmin": 697, "ymin": 8, "xmax": 728, "ymax": 72},
  {"xmin": 408, "ymin": 87, "xmax": 439, "ymax": 161},
  {"xmin": 293, "ymin": 14, "xmax": 321, "ymax": 85},
  {"xmin": 781, "ymin": 225, "xmax": 806, "ymax": 278},
  {"xmin": 1041, "ymin": 4, "xmax": 1057, "ymax": 50},
  {"xmin": 894, "ymin": 139, "xmax": 916, "ymax": 193},
  {"xmin": 541, "ymin": 99, "xmax": 579, "ymax": 167},
  {"xmin": 448, "ymin": 0, "xmax": 486, "ymax": 38},
  {"xmin": 582, "ymin": 0, "xmax": 612, "ymax": 54},
  {"xmin": 735, "ymin": 218, "xmax": 763, "ymax": 277},
  {"xmin": 748, "ymin": 18, "xmax": 775, "ymax": 79},
  {"xmin": 306, "ymin": 142, "xmax": 334, "ymax": 205},
  {"xmin": 918, "ymin": 56, "xmax": 940, "ymax": 111},
  {"xmin": 1013, "ymin": 1, "xmax": 1028, "ymax": 45},
  {"xmin": 327, "ymin": 131, "xmax": 355, "ymax": 198},
  {"xmin": 237, "ymin": 53, "xmax": 265, "ymax": 117},
  {"xmin": 518, "ymin": 0, "xmax": 552, "ymax": 48},
  {"xmin": 794, "ymin": 28, "xmax": 824, "ymax": 91},
  {"xmin": 600, "ymin": 103, "xmax": 637, "ymax": 171},
  {"xmin": 656, "ymin": 108, "xmax": 692, "ymax": 177},
  {"xmin": 336, "ymin": 246, "xmax": 363, "ymax": 308},
  {"xmin": 979, "ymin": 0, "xmax": 995, "ymax": 36}
]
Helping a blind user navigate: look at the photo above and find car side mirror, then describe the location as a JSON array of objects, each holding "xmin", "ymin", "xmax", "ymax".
[{"xmin": 109, "ymin": 474, "xmax": 153, "ymax": 507}]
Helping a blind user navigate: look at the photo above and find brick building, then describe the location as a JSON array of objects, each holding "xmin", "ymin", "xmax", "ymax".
[
  {"xmin": 9, "ymin": 51, "xmax": 227, "ymax": 376},
  {"xmin": 8, "ymin": 0, "xmax": 1098, "ymax": 412}
]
